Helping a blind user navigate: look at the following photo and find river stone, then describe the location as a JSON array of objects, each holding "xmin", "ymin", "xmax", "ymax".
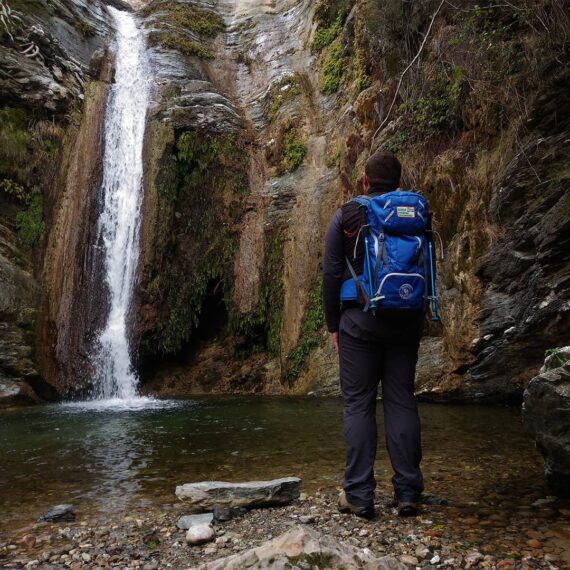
[
  {"xmin": 523, "ymin": 349, "xmax": 570, "ymax": 497},
  {"xmin": 175, "ymin": 477, "xmax": 301, "ymax": 511},
  {"xmin": 37, "ymin": 504, "xmax": 75, "ymax": 522},
  {"xmin": 198, "ymin": 525, "xmax": 406, "ymax": 569},
  {"xmin": 186, "ymin": 523, "xmax": 215, "ymax": 546},
  {"xmin": 177, "ymin": 513, "xmax": 214, "ymax": 530}
]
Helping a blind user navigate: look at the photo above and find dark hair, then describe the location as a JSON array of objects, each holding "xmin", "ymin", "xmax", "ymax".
[{"xmin": 365, "ymin": 151, "xmax": 402, "ymax": 189}]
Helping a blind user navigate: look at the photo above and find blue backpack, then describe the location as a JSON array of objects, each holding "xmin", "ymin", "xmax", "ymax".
[{"xmin": 340, "ymin": 190, "xmax": 434, "ymax": 313}]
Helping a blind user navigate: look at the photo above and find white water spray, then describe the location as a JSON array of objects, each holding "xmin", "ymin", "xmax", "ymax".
[{"xmin": 93, "ymin": 8, "xmax": 151, "ymax": 401}]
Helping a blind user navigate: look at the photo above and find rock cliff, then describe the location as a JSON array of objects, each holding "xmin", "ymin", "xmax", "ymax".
[
  {"xmin": 138, "ymin": 0, "xmax": 570, "ymax": 403},
  {"xmin": 0, "ymin": 0, "xmax": 111, "ymax": 402},
  {"xmin": 1, "ymin": 0, "xmax": 568, "ymax": 403}
]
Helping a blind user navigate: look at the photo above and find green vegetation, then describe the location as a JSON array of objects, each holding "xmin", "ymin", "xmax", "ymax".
[
  {"xmin": 284, "ymin": 281, "xmax": 325, "ymax": 382},
  {"xmin": 0, "ymin": 107, "xmax": 29, "ymax": 173},
  {"xmin": 381, "ymin": 130, "xmax": 411, "ymax": 154},
  {"xmin": 16, "ymin": 188, "xmax": 44, "ymax": 247},
  {"xmin": 312, "ymin": 0, "xmax": 352, "ymax": 51},
  {"xmin": 145, "ymin": 2, "xmax": 225, "ymax": 60},
  {"xmin": 142, "ymin": 130, "xmax": 249, "ymax": 355},
  {"xmin": 0, "ymin": 107, "xmax": 50, "ymax": 249},
  {"xmin": 144, "ymin": 3, "xmax": 226, "ymax": 38},
  {"xmin": 320, "ymin": 42, "xmax": 344, "ymax": 95},
  {"xmin": 74, "ymin": 18, "xmax": 96, "ymax": 38},
  {"xmin": 282, "ymin": 127, "xmax": 307, "ymax": 171},
  {"xmin": 352, "ymin": 46, "xmax": 371, "ymax": 93},
  {"xmin": 325, "ymin": 150, "xmax": 340, "ymax": 169},
  {"xmin": 544, "ymin": 348, "xmax": 567, "ymax": 370},
  {"xmin": 287, "ymin": 553, "xmax": 335, "ymax": 568},
  {"xmin": 154, "ymin": 33, "xmax": 215, "ymax": 60},
  {"xmin": 397, "ymin": 65, "xmax": 467, "ymax": 139},
  {"xmin": 311, "ymin": 9, "xmax": 346, "ymax": 52},
  {"xmin": 231, "ymin": 229, "xmax": 286, "ymax": 358},
  {"xmin": 267, "ymin": 76, "xmax": 302, "ymax": 120},
  {"xmin": 0, "ymin": 178, "xmax": 27, "ymax": 201}
]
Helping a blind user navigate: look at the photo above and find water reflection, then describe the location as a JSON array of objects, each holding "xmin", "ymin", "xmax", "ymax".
[{"xmin": 0, "ymin": 398, "xmax": 547, "ymax": 533}]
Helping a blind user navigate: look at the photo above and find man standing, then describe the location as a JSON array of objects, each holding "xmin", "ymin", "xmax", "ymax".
[{"xmin": 323, "ymin": 151, "xmax": 425, "ymax": 519}]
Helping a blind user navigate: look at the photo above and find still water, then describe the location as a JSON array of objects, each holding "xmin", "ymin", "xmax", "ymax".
[{"xmin": 0, "ymin": 398, "xmax": 550, "ymax": 534}]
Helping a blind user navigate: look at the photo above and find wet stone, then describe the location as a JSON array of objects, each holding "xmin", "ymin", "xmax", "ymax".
[{"xmin": 37, "ymin": 505, "xmax": 76, "ymax": 523}]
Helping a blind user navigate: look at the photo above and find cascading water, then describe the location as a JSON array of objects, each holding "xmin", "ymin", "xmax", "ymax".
[{"xmin": 92, "ymin": 7, "xmax": 151, "ymax": 401}]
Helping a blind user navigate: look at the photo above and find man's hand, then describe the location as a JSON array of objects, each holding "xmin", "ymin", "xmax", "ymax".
[{"xmin": 331, "ymin": 332, "xmax": 340, "ymax": 354}]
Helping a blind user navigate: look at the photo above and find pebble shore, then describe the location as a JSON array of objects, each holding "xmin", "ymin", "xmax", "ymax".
[{"xmin": 1, "ymin": 490, "xmax": 569, "ymax": 569}]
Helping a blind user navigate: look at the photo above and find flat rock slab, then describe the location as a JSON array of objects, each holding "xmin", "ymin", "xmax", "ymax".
[
  {"xmin": 198, "ymin": 525, "xmax": 406, "ymax": 570},
  {"xmin": 175, "ymin": 478, "xmax": 301, "ymax": 512},
  {"xmin": 177, "ymin": 513, "xmax": 214, "ymax": 530}
]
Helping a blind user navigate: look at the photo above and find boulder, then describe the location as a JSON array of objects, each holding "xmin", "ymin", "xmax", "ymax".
[
  {"xmin": 198, "ymin": 525, "xmax": 406, "ymax": 569},
  {"xmin": 522, "ymin": 348, "xmax": 570, "ymax": 497},
  {"xmin": 175, "ymin": 478, "xmax": 301, "ymax": 512},
  {"xmin": 186, "ymin": 523, "xmax": 215, "ymax": 546}
]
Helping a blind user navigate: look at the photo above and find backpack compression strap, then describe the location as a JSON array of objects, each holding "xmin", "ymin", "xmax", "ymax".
[{"xmin": 344, "ymin": 256, "xmax": 370, "ymax": 312}]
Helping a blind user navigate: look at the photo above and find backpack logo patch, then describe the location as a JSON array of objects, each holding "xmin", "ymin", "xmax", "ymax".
[
  {"xmin": 399, "ymin": 283, "xmax": 414, "ymax": 300},
  {"xmin": 396, "ymin": 206, "xmax": 416, "ymax": 218}
]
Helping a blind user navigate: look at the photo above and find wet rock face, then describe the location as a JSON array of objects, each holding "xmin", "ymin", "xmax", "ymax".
[
  {"xmin": 0, "ymin": 0, "xmax": 109, "ymax": 111},
  {"xmin": 0, "ymin": 217, "xmax": 39, "ymax": 406},
  {"xmin": 0, "ymin": 0, "xmax": 111, "ymax": 401},
  {"xmin": 464, "ymin": 68, "xmax": 570, "ymax": 402},
  {"xmin": 523, "ymin": 348, "xmax": 570, "ymax": 497}
]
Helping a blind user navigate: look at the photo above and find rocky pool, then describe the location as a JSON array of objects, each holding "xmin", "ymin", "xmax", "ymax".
[{"xmin": 1, "ymin": 398, "xmax": 569, "ymax": 567}]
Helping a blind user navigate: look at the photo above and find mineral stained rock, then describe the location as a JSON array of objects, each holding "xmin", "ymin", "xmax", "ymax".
[
  {"xmin": 175, "ymin": 478, "xmax": 301, "ymax": 511},
  {"xmin": 523, "ymin": 347, "xmax": 570, "ymax": 497}
]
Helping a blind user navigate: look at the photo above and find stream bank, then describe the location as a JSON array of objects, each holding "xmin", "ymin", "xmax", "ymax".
[{"xmin": 1, "ymin": 399, "xmax": 569, "ymax": 568}]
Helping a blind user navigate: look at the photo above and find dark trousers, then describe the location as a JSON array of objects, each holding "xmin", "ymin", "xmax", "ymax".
[{"xmin": 339, "ymin": 309, "xmax": 424, "ymax": 507}]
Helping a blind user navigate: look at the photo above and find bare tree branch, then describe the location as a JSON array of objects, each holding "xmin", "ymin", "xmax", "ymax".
[{"xmin": 369, "ymin": 0, "xmax": 446, "ymax": 155}]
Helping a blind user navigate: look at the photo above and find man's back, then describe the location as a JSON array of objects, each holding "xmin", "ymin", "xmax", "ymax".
[{"xmin": 322, "ymin": 151, "xmax": 425, "ymax": 519}]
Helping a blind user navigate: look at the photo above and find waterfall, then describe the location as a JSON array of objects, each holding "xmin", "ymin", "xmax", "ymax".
[{"xmin": 92, "ymin": 7, "xmax": 151, "ymax": 401}]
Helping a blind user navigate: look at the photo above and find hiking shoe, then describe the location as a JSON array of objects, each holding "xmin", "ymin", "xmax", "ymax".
[
  {"xmin": 338, "ymin": 491, "xmax": 375, "ymax": 520},
  {"xmin": 398, "ymin": 501, "xmax": 419, "ymax": 517}
]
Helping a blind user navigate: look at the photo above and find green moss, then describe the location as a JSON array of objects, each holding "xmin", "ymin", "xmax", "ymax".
[
  {"xmin": 352, "ymin": 36, "xmax": 371, "ymax": 93},
  {"xmin": 311, "ymin": 0, "xmax": 354, "ymax": 53},
  {"xmin": 74, "ymin": 18, "xmax": 96, "ymax": 38},
  {"xmin": 154, "ymin": 33, "xmax": 215, "ymax": 59},
  {"xmin": 0, "ymin": 107, "xmax": 29, "ymax": 173},
  {"xmin": 142, "ymin": 130, "xmax": 249, "ymax": 355},
  {"xmin": 325, "ymin": 150, "xmax": 340, "ymax": 168},
  {"xmin": 544, "ymin": 348, "xmax": 567, "ymax": 370},
  {"xmin": 267, "ymin": 76, "xmax": 302, "ymax": 120},
  {"xmin": 16, "ymin": 188, "xmax": 44, "ymax": 247},
  {"xmin": 282, "ymin": 128, "xmax": 307, "ymax": 171},
  {"xmin": 284, "ymin": 280, "xmax": 324, "ymax": 382},
  {"xmin": 230, "ymin": 229, "xmax": 285, "ymax": 358},
  {"xmin": 144, "ymin": 3, "xmax": 225, "ymax": 38},
  {"xmin": 320, "ymin": 42, "xmax": 344, "ymax": 95}
]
